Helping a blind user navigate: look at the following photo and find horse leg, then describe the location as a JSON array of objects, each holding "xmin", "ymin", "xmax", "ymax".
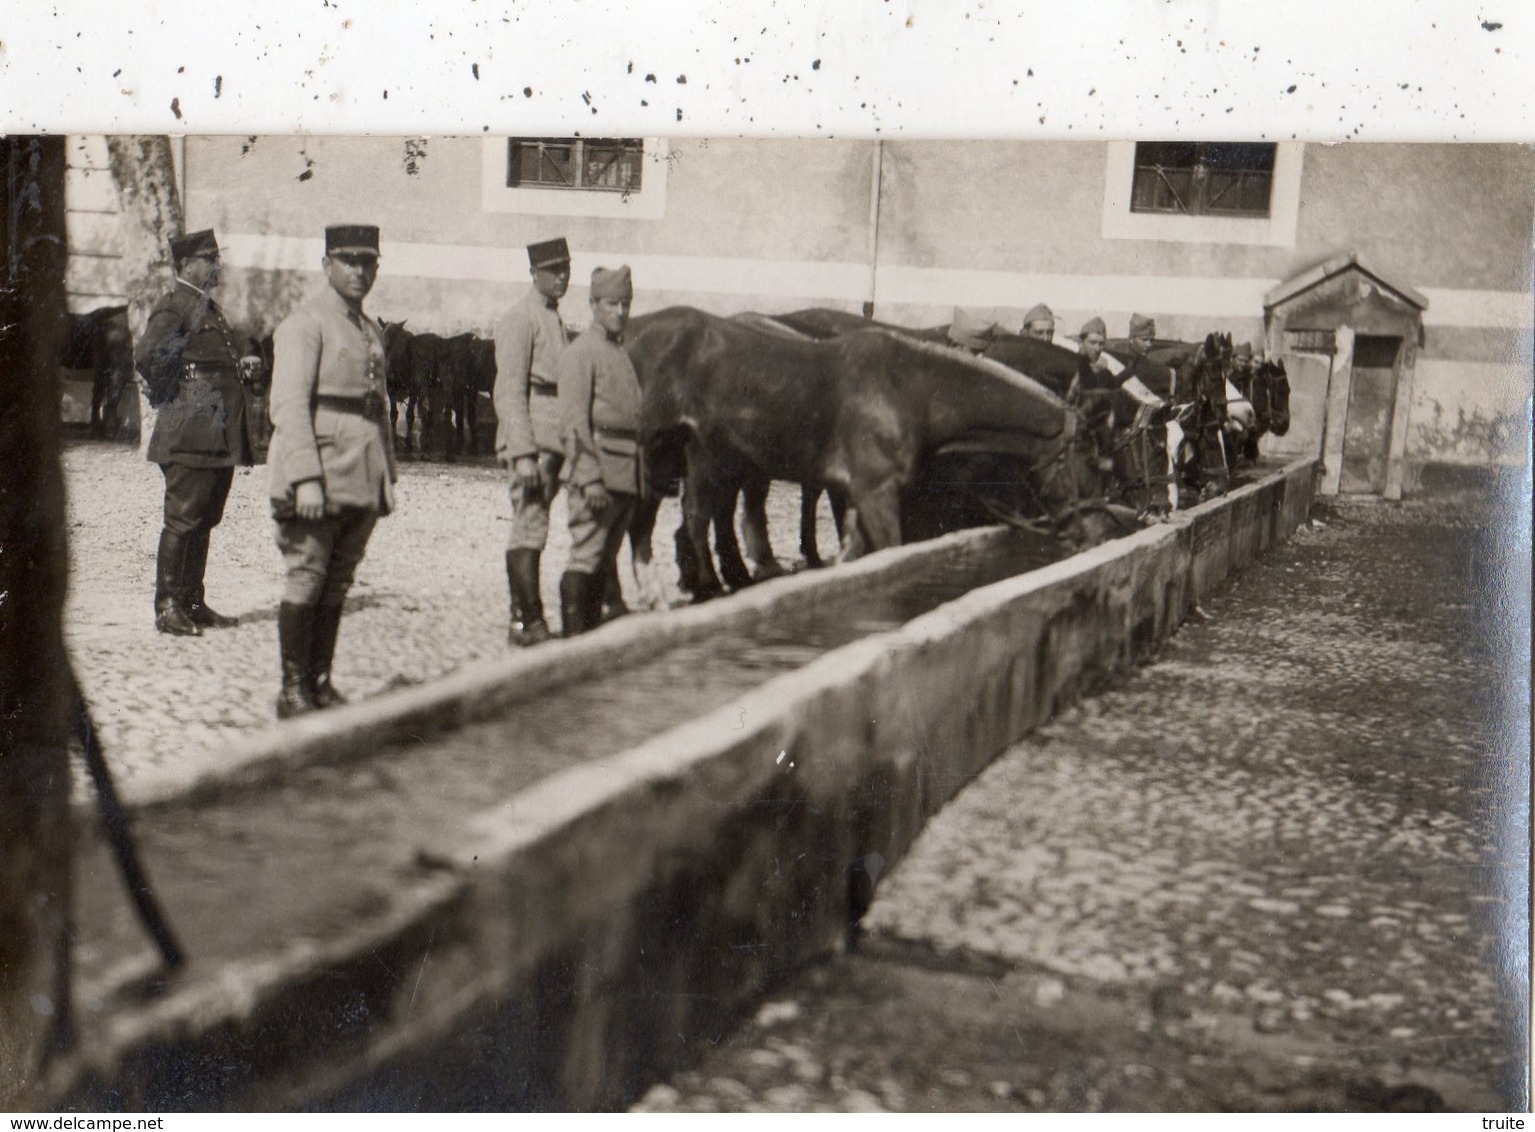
[
  {"xmin": 739, "ymin": 477, "xmax": 786, "ymax": 581},
  {"xmin": 828, "ymin": 486, "xmax": 849, "ymax": 544},
  {"xmin": 89, "ymin": 370, "xmax": 105, "ymax": 436},
  {"xmin": 713, "ymin": 489, "xmax": 755, "ymax": 591},
  {"xmin": 839, "ymin": 479, "xmax": 902, "ymax": 562},
  {"xmin": 626, "ymin": 491, "xmax": 670, "ymax": 611},
  {"xmin": 681, "ymin": 460, "xmax": 726, "ymax": 600},
  {"xmin": 799, "ymin": 486, "xmax": 823, "ymax": 568}
]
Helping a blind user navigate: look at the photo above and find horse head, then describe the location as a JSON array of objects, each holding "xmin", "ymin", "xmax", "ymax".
[
  {"xmin": 1258, "ymin": 357, "xmax": 1292, "ymax": 437},
  {"xmin": 908, "ymin": 342, "xmax": 1136, "ymax": 548}
]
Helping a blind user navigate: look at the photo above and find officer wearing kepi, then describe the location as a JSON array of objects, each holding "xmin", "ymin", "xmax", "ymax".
[
  {"xmin": 493, "ymin": 237, "xmax": 572, "ymax": 646},
  {"xmin": 135, "ymin": 228, "xmax": 262, "ymax": 637},
  {"xmin": 267, "ymin": 224, "xmax": 396, "ymax": 718},
  {"xmin": 556, "ymin": 266, "xmax": 642, "ymax": 636}
]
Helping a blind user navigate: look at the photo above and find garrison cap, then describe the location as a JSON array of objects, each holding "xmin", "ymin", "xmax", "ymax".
[
  {"xmin": 948, "ymin": 307, "xmax": 996, "ymax": 352},
  {"xmin": 1022, "ymin": 303, "xmax": 1055, "ymax": 327},
  {"xmin": 170, "ymin": 228, "xmax": 219, "ymax": 264},
  {"xmin": 1128, "ymin": 313, "xmax": 1156, "ymax": 338},
  {"xmin": 590, "ymin": 265, "xmax": 633, "ymax": 301},
  {"xmin": 528, "ymin": 237, "xmax": 571, "ymax": 269},
  {"xmin": 1077, "ymin": 316, "xmax": 1108, "ymax": 339},
  {"xmin": 1232, "ymin": 341, "xmax": 1254, "ymax": 360},
  {"xmin": 325, "ymin": 224, "xmax": 381, "ymax": 257}
]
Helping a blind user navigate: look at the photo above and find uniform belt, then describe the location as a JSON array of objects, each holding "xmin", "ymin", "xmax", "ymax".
[
  {"xmin": 595, "ymin": 426, "xmax": 639, "ymax": 442},
  {"xmin": 183, "ymin": 361, "xmax": 237, "ymax": 379},
  {"xmin": 314, "ymin": 392, "xmax": 387, "ymax": 421},
  {"xmin": 530, "ymin": 382, "xmax": 558, "ymax": 396}
]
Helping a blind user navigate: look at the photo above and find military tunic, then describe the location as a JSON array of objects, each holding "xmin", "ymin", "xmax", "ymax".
[
  {"xmin": 268, "ymin": 285, "xmax": 396, "ymax": 607},
  {"xmin": 493, "ymin": 287, "xmax": 568, "ymax": 551},
  {"xmin": 493, "ymin": 287, "xmax": 567, "ymax": 462},
  {"xmin": 268, "ymin": 285, "xmax": 396, "ymax": 515},
  {"xmin": 557, "ymin": 324, "xmax": 643, "ymax": 574},
  {"xmin": 136, "ymin": 279, "xmax": 254, "ymax": 469}
]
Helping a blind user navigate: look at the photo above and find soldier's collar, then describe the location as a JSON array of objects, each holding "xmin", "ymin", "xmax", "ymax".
[{"xmin": 175, "ymin": 276, "xmax": 211, "ymax": 299}]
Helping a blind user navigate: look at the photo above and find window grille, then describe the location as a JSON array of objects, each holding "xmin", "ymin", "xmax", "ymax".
[
  {"xmin": 1285, "ymin": 328, "xmax": 1336, "ymax": 354},
  {"xmin": 1130, "ymin": 142, "xmax": 1277, "ymax": 218},
  {"xmin": 507, "ymin": 138, "xmax": 645, "ymax": 193}
]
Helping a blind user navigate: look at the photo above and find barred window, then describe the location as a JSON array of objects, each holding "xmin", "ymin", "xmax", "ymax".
[
  {"xmin": 1130, "ymin": 142, "xmax": 1278, "ymax": 218},
  {"xmin": 1285, "ymin": 328, "xmax": 1337, "ymax": 354},
  {"xmin": 507, "ymin": 138, "xmax": 644, "ymax": 193}
]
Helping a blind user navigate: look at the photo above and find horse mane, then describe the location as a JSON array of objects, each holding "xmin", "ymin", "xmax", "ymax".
[
  {"xmin": 731, "ymin": 311, "xmax": 816, "ymax": 340},
  {"xmin": 896, "ymin": 334, "xmax": 1066, "ymax": 404}
]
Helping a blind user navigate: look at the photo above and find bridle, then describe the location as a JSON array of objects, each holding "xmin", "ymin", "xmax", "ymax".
[{"xmin": 981, "ymin": 407, "xmax": 1141, "ymax": 542}]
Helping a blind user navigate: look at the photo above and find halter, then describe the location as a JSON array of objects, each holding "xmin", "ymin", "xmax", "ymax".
[{"xmin": 983, "ymin": 407, "xmax": 1138, "ymax": 543}]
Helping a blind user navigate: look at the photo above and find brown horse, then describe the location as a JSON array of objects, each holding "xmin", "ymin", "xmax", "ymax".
[{"xmin": 626, "ymin": 307, "xmax": 1125, "ymax": 600}]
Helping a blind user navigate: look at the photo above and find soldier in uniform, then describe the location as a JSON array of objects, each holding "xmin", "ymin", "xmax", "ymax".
[
  {"xmin": 1067, "ymin": 316, "xmax": 1122, "ymax": 445},
  {"xmin": 946, "ymin": 307, "xmax": 996, "ymax": 354},
  {"xmin": 556, "ymin": 266, "xmax": 642, "ymax": 637},
  {"xmin": 267, "ymin": 225, "xmax": 396, "ymax": 718},
  {"xmin": 134, "ymin": 228, "xmax": 262, "ymax": 637},
  {"xmin": 492, "ymin": 237, "xmax": 571, "ymax": 646},
  {"xmin": 1020, "ymin": 303, "xmax": 1057, "ymax": 343}
]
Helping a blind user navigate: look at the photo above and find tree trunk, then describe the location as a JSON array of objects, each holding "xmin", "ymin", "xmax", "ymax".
[
  {"xmin": 104, "ymin": 135, "xmax": 183, "ymax": 459},
  {"xmin": 0, "ymin": 134, "xmax": 75, "ymax": 1109}
]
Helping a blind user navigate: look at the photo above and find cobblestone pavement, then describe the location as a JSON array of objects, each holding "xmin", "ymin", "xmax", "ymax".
[
  {"xmin": 633, "ymin": 476, "xmax": 1531, "ymax": 1112},
  {"xmin": 60, "ymin": 440, "xmax": 833, "ymax": 804}
]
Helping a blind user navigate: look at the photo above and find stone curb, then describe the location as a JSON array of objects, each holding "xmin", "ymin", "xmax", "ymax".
[{"xmin": 54, "ymin": 459, "xmax": 1318, "ymax": 1110}]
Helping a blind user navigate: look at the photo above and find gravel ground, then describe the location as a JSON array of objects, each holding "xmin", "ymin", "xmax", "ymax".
[
  {"xmin": 631, "ymin": 477, "xmax": 1530, "ymax": 1112},
  {"xmin": 60, "ymin": 439, "xmax": 835, "ymax": 804}
]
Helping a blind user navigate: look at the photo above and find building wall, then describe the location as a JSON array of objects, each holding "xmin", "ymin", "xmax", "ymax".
[
  {"xmin": 184, "ymin": 135, "xmax": 877, "ymax": 337},
  {"xmin": 169, "ymin": 135, "xmax": 1531, "ymax": 468}
]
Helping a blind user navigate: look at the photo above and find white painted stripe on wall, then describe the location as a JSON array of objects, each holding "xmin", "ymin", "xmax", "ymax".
[
  {"xmin": 1419, "ymin": 288, "xmax": 1534, "ymax": 329},
  {"xmin": 220, "ymin": 233, "xmax": 1532, "ymax": 332},
  {"xmin": 221, "ymin": 233, "xmax": 877, "ymax": 301},
  {"xmin": 873, "ymin": 266, "xmax": 1274, "ymax": 319}
]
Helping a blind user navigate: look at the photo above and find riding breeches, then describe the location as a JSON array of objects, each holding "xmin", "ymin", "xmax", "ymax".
[
  {"xmin": 275, "ymin": 508, "xmax": 378, "ymax": 607},
  {"xmin": 160, "ymin": 463, "xmax": 235, "ymax": 537},
  {"xmin": 507, "ymin": 450, "xmax": 563, "ymax": 551},
  {"xmin": 565, "ymin": 487, "xmax": 634, "ymax": 576}
]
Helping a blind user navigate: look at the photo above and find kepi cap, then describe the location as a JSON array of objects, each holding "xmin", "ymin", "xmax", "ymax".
[
  {"xmin": 528, "ymin": 237, "xmax": 571, "ymax": 269},
  {"xmin": 325, "ymin": 224, "xmax": 381, "ymax": 257},
  {"xmin": 170, "ymin": 228, "xmax": 219, "ymax": 264},
  {"xmin": 590, "ymin": 265, "xmax": 633, "ymax": 301},
  {"xmin": 948, "ymin": 307, "xmax": 996, "ymax": 352},
  {"xmin": 1128, "ymin": 313, "xmax": 1156, "ymax": 338},
  {"xmin": 1077, "ymin": 316, "xmax": 1107, "ymax": 339},
  {"xmin": 1022, "ymin": 303, "xmax": 1055, "ymax": 327}
]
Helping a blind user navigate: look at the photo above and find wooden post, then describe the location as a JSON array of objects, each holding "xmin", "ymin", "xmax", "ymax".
[
  {"xmin": 0, "ymin": 134, "xmax": 75, "ymax": 1109},
  {"xmin": 1383, "ymin": 335, "xmax": 1420, "ymax": 500},
  {"xmin": 104, "ymin": 135, "xmax": 184, "ymax": 459},
  {"xmin": 1318, "ymin": 325, "xmax": 1355, "ymax": 496}
]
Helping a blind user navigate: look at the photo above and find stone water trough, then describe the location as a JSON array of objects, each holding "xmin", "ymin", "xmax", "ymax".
[{"xmin": 49, "ymin": 458, "xmax": 1318, "ymax": 1111}]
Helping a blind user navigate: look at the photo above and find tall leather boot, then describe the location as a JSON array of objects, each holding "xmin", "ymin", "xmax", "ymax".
[
  {"xmin": 507, "ymin": 549, "xmax": 552, "ymax": 646},
  {"xmin": 585, "ymin": 567, "xmax": 610, "ymax": 631},
  {"xmin": 308, "ymin": 602, "xmax": 348, "ymax": 708},
  {"xmin": 184, "ymin": 529, "xmax": 238, "ymax": 629},
  {"xmin": 154, "ymin": 528, "xmax": 201, "ymax": 637},
  {"xmin": 276, "ymin": 601, "xmax": 319, "ymax": 718},
  {"xmin": 599, "ymin": 557, "xmax": 630, "ymax": 624},
  {"xmin": 560, "ymin": 571, "xmax": 592, "ymax": 638}
]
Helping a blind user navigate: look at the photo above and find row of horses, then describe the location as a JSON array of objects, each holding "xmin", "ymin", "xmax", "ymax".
[
  {"xmin": 62, "ymin": 299, "xmax": 1289, "ymax": 606},
  {"xmin": 613, "ymin": 306, "xmax": 1291, "ymax": 604}
]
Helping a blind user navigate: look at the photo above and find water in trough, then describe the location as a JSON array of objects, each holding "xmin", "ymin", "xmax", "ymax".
[{"xmin": 73, "ymin": 531, "xmax": 1069, "ymax": 997}]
